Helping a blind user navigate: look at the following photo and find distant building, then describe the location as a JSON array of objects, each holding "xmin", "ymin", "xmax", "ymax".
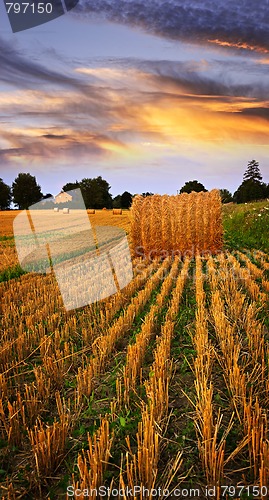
[{"xmin": 55, "ymin": 191, "xmax": 73, "ymax": 204}]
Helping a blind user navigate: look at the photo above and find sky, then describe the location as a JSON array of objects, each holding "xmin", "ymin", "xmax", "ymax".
[{"xmin": 0, "ymin": 0, "xmax": 269, "ymax": 198}]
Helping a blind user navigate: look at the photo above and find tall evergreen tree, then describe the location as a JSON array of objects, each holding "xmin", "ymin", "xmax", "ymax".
[
  {"xmin": 243, "ymin": 160, "xmax": 262, "ymax": 182},
  {"xmin": 233, "ymin": 160, "xmax": 266, "ymax": 203}
]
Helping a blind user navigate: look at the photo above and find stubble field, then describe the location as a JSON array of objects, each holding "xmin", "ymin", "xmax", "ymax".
[{"xmin": 0, "ymin": 205, "xmax": 268, "ymax": 500}]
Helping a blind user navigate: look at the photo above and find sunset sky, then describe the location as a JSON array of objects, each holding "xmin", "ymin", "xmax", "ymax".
[{"xmin": 0, "ymin": 0, "xmax": 269, "ymax": 198}]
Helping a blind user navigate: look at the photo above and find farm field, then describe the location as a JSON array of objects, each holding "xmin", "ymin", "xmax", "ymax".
[{"xmin": 0, "ymin": 202, "xmax": 269, "ymax": 499}]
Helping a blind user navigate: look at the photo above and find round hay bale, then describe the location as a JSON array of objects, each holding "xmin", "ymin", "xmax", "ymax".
[
  {"xmin": 54, "ymin": 207, "xmax": 59, "ymax": 212},
  {"xmin": 113, "ymin": 209, "xmax": 122, "ymax": 215},
  {"xmin": 88, "ymin": 209, "xmax": 95, "ymax": 214},
  {"xmin": 102, "ymin": 207, "xmax": 107, "ymax": 210},
  {"xmin": 63, "ymin": 208, "xmax": 69, "ymax": 214},
  {"xmin": 130, "ymin": 189, "xmax": 223, "ymax": 258}
]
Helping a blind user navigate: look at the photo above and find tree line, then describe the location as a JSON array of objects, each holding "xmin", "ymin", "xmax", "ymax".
[
  {"xmin": 0, "ymin": 174, "xmax": 133, "ymax": 210},
  {"xmin": 0, "ymin": 160, "xmax": 268, "ymax": 210},
  {"xmin": 179, "ymin": 160, "xmax": 269, "ymax": 203}
]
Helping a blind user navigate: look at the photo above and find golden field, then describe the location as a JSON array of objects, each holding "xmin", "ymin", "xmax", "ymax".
[{"xmin": 0, "ymin": 204, "xmax": 269, "ymax": 499}]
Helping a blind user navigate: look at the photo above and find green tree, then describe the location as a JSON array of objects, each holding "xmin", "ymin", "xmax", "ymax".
[
  {"xmin": 80, "ymin": 176, "xmax": 112, "ymax": 209},
  {"xmin": 121, "ymin": 191, "xmax": 133, "ymax": 208},
  {"xmin": 12, "ymin": 173, "xmax": 43, "ymax": 209},
  {"xmin": 112, "ymin": 195, "xmax": 122, "ymax": 208},
  {"xmin": 180, "ymin": 180, "xmax": 207, "ymax": 194},
  {"xmin": 233, "ymin": 180, "xmax": 266, "ymax": 203},
  {"xmin": 0, "ymin": 178, "xmax": 12, "ymax": 210},
  {"xmin": 243, "ymin": 160, "xmax": 262, "ymax": 182},
  {"xmin": 42, "ymin": 193, "xmax": 53, "ymax": 200},
  {"xmin": 219, "ymin": 189, "xmax": 233, "ymax": 203},
  {"xmin": 62, "ymin": 181, "xmax": 80, "ymax": 192},
  {"xmin": 62, "ymin": 177, "xmax": 112, "ymax": 208},
  {"xmin": 233, "ymin": 161, "xmax": 266, "ymax": 203}
]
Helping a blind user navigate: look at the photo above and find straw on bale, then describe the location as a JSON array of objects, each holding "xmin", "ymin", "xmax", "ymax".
[
  {"xmin": 113, "ymin": 209, "xmax": 122, "ymax": 215},
  {"xmin": 88, "ymin": 209, "xmax": 95, "ymax": 214},
  {"xmin": 130, "ymin": 190, "xmax": 223, "ymax": 257},
  {"xmin": 63, "ymin": 208, "xmax": 69, "ymax": 214}
]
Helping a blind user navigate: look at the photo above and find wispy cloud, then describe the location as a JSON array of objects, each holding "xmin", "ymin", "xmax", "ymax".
[
  {"xmin": 1, "ymin": 56, "xmax": 269, "ymax": 169},
  {"xmin": 0, "ymin": 123, "xmax": 129, "ymax": 166},
  {"xmin": 0, "ymin": 37, "xmax": 93, "ymax": 93},
  {"xmin": 0, "ymin": 20, "xmax": 269, "ymax": 174}
]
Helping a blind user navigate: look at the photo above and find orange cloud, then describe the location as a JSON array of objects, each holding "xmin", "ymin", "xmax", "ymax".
[
  {"xmin": 208, "ymin": 39, "xmax": 269, "ymax": 54},
  {"xmin": 1, "ymin": 65, "xmax": 269, "ymax": 169},
  {"xmin": 256, "ymin": 58, "xmax": 269, "ymax": 65},
  {"xmin": 139, "ymin": 99, "xmax": 269, "ymax": 147}
]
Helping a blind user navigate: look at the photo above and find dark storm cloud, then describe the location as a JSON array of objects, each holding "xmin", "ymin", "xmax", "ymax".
[{"xmin": 77, "ymin": 0, "xmax": 269, "ymax": 53}]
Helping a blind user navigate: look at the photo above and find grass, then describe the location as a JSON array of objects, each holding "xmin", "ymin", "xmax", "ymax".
[
  {"xmin": 223, "ymin": 200, "xmax": 269, "ymax": 252},
  {"xmin": 0, "ymin": 236, "xmax": 14, "ymax": 242},
  {"xmin": 0, "ymin": 264, "xmax": 27, "ymax": 283}
]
